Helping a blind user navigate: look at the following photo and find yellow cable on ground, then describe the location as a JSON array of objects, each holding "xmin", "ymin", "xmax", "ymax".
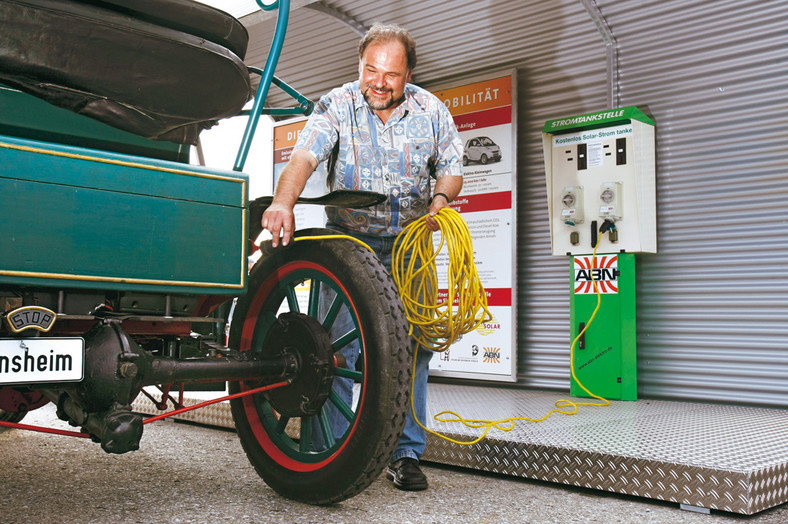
[
  {"xmin": 392, "ymin": 208, "xmax": 493, "ymax": 352},
  {"xmin": 393, "ymin": 213, "xmax": 609, "ymax": 446}
]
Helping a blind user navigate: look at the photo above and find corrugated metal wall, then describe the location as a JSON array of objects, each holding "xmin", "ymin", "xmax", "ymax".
[
  {"xmin": 602, "ymin": 0, "xmax": 788, "ymax": 404},
  {"xmin": 242, "ymin": 0, "xmax": 788, "ymax": 406}
]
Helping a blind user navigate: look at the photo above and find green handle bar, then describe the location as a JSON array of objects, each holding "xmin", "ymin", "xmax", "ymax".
[{"xmin": 234, "ymin": 0, "xmax": 313, "ymax": 172}]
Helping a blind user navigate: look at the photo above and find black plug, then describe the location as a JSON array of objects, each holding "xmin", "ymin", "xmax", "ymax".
[{"xmin": 599, "ymin": 219, "xmax": 616, "ymax": 234}]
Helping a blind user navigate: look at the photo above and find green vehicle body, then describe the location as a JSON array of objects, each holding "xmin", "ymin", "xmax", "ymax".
[
  {"xmin": 0, "ymin": 100, "xmax": 248, "ymax": 296},
  {"xmin": 0, "ymin": 0, "xmax": 411, "ymax": 505}
]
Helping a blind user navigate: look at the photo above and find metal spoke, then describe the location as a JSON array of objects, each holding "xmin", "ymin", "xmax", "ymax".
[
  {"xmin": 321, "ymin": 293, "xmax": 343, "ymax": 330},
  {"xmin": 318, "ymin": 408, "xmax": 336, "ymax": 448},
  {"xmin": 334, "ymin": 366, "xmax": 363, "ymax": 382},
  {"xmin": 307, "ymin": 278, "xmax": 321, "ymax": 317},
  {"xmin": 332, "ymin": 328, "xmax": 359, "ymax": 352},
  {"xmin": 328, "ymin": 389, "xmax": 355, "ymax": 422},
  {"xmin": 285, "ymin": 282, "xmax": 299, "ymax": 312},
  {"xmin": 275, "ymin": 414, "xmax": 290, "ymax": 435},
  {"xmin": 299, "ymin": 416, "xmax": 313, "ymax": 453}
]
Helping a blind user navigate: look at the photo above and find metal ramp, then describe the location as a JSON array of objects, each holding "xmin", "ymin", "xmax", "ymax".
[{"xmin": 133, "ymin": 383, "xmax": 788, "ymax": 515}]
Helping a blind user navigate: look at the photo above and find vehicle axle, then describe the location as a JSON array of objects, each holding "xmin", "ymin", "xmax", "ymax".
[{"xmin": 36, "ymin": 320, "xmax": 302, "ymax": 454}]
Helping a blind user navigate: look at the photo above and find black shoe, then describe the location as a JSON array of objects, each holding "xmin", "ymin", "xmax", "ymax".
[{"xmin": 386, "ymin": 457, "xmax": 428, "ymax": 491}]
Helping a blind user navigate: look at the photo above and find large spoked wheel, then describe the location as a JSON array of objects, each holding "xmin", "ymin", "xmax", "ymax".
[{"xmin": 228, "ymin": 230, "xmax": 411, "ymax": 505}]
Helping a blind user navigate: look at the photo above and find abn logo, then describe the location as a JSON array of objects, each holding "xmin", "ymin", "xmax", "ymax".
[
  {"xmin": 574, "ymin": 255, "xmax": 619, "ymax": 294},
  {"xmin": 483, "ymin": 347, "xmax": 501, "ymax": 363}
]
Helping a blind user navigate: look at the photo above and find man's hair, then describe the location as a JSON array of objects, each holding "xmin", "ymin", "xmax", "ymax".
[{"xmin": 358, "ymin": 23, "xmax": 417, "ymax": 70}]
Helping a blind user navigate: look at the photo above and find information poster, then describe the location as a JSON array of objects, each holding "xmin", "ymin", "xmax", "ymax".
[
  {"xmin": 272, "ymin": 118, "xmax": 327, "ymax": 228},
  {"xmin": 428, "ymin": 71, "xmax": 517, "ymax": 382}
]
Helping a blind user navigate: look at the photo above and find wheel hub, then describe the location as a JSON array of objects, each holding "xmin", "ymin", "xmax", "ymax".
[{"xmin": 261, "ymin": 312, "xmax": 334, "ymax": 417}]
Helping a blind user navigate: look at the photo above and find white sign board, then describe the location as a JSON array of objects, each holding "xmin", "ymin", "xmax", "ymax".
[{"xmin": 428, "ymin": 71, "xmax": 518, "ymax": 382}]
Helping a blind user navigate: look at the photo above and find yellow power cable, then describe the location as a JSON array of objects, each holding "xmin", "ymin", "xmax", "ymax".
[
  {"xmin": 293, "ymin": 234, "xmax": 375, "ymax": 253},
  {"xmin": 392, "ymin": 212, "xmax": 610, "ymax": 446},
  {"xmin": 392, "ymin": 208, "xmax": 493, "ymax": 352}
]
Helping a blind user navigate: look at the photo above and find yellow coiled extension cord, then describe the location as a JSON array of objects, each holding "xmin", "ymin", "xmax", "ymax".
[
  {"xmin": 392, "ymin": 209, "xmax": 609, "ymax": 446},
  {"xmin": 392, "ymin": 208, "xmax": 493, "ymax": 352}
]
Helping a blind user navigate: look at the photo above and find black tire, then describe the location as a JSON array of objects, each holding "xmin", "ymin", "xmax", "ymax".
[
  {"xmin": 480, "ymin": 153, "xmax": 489, "ymax": 164},
  {"xmin": 0, "ymin": 409, "xmax": 26, "ymax": 425},
  {"xmin": 228, "ymin": 230, "xmax": 411, "ymax": 505}
]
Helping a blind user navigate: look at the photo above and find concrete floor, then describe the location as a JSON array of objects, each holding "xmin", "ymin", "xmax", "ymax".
[{"xmin": 1, "ymin": 404, "xmax": 787, "ymax": 524}]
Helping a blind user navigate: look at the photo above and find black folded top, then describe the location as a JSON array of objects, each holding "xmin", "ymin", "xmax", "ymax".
[{"xmin": 0, "ymin": 0, "xmax": 253, "ymax": 144}]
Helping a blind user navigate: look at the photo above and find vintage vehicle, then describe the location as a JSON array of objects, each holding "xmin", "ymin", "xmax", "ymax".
[
  {"xmin": 0, "ymin": 0, "xmax": 410, "ymax": 505},
  {"xmin": 463, "ymin": 136, "xmax": 502, "ymax": 165}
]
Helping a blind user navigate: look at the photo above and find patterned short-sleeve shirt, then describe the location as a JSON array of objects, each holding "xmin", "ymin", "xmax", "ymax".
[{"xmin": 294, "ymin": 81, "xmax": 463, "ymax": 236}]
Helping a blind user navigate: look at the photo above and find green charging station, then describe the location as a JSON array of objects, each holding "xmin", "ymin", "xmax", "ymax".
[
  {"xmin": 570, "ymin": 252, "xmax": 636, "ymax": 400},
  {"xmin": 542, "ymin": 107, "xmax": 656, "ymax": 401}
]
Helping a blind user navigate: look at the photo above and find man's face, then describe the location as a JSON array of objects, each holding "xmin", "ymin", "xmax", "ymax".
[{"xmin": 359, "ymin": 40, "xmax": 412, "ymax": 114}]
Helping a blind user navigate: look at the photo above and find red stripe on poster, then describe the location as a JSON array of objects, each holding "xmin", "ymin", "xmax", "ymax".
[
  {"xmin": 449, "ymin": 191, "xmax": 512, "ymax": 213},
  {"xmin": 437, "ymin": 288, "xmax": 511, "ymax": 307},
  {"xmin": 454, "ymin": 106, "xmax": 512, "ymax": 132},
  {"xmin": 274, "ymin": 147, "xmax": 293, "ymax": 164},
  {"xmin": 484, "ymin": 288, "xmax": 512, "ymax": 307}
]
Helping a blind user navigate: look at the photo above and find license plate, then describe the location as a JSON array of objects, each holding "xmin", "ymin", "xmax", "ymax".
[{"xmin": 0, "ymin": 338, "xmax": 85, "ymax": 385}]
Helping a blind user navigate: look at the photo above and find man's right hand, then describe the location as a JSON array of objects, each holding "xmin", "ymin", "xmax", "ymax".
[
  {"xmin": 262, "ymin": 202, "xmax": 296, "ymax": 248},
  {"xmin": 262, "ymin": 149, "xmax": 320, "ymax": 247}
]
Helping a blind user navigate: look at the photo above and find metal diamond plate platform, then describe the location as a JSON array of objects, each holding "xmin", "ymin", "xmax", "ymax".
[
  {"xmin": 133, "ymin": 384, "xmax": 788, "ymax": 515},
  {"xmin": 421, "ymin": 385, "xmax": 788, "ymax": 515}
]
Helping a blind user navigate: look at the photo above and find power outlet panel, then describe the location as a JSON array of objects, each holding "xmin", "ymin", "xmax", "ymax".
[{"xmin": 543, "ymin": 107, "xmax": 656, "ymax": 256}]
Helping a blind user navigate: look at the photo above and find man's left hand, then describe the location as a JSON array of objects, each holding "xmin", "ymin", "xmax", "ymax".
[
  {"xmin": 426, "ymin": 194, "xmax": 450, "ymax": 231},
  {"xmin": 426, "ymin": 177, "xmax": 463, "ymax": 231}
]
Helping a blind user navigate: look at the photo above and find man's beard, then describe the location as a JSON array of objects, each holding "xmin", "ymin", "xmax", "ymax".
[{"xmin": 362, "ymin": 85, "xmax": 403, "ymax": 111}]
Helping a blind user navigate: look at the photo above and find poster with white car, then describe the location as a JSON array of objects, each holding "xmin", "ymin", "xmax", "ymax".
[{"xmin": 428, "ymin": 71, "xmax": 517, "ymax": 382}]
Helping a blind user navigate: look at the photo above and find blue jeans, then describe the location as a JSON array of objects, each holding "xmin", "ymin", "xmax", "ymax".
[{"xmin": 327, "ymin": 225, "xmax": 433, "ymax": 462}]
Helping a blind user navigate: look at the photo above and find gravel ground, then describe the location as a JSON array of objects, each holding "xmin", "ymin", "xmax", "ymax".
[{"xmin": 1, "ymin": 404, "xmax": 786, "ymax": 524}]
